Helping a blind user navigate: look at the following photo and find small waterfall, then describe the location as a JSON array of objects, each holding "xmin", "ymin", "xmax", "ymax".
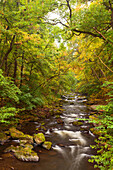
[
  {"xmin": 54, "ymin": 130, "xmax": 87, "ymax": 146},
  {"xmin": 69, "ymin": 153, "xmax": 92, "ymax": 170},
  {"xmin": 52, "ymin": 145, "xmax": 69, "ymax": 160}
]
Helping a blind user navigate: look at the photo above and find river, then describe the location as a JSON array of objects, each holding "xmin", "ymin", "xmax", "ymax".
[{"xmin": 0, "ymin": 93, "xmax": 98, "ymax": 170}]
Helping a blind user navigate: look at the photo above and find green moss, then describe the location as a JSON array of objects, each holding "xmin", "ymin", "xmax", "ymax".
[
  {"xmin": 72, "ymin": 121, "xmax": 83, "ymax": 126},
  {"xmin": 33, "ymin": 133, "xmax": 45, "ymax": 145},
  {"xmin": 9, "ymin": 127, "xmax": 25, "ymax": 139},
  {"xmin": 5, "ymin": 145, "xmax": 39, "ymax": 161},
  {"xmin": 55, "ymin": 115, "xmax": 60, "ymax": 118},
  {"xmin": 9, "ymin": 127, "xmax": 33, "ymax": 143},
  {"xmin": 0, "ymin": 132, "xmax": 9, "ymax": 144},
  {"xmin": 40, "ymin": 126, "xmax": 47, "ymax": 131},
  {"xmin": 42, "ymin": 141, "xmax": 52, "ymax": 150}
]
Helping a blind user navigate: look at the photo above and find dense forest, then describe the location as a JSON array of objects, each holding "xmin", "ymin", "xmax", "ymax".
[{"xmin": 0, "ymin": 0, "xmax": 113, "ymax": 169}]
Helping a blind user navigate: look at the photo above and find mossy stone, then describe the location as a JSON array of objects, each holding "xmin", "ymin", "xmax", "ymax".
[
  {"xmin": 23, "ymin": 134, "xmax": 33, "ymax": 144},
  {"xmin": 42, "ymin": 141, "xmax": 52, "ymax": 150},
  {"xmin": 0, "ymin": 132, "xmax": 10, "ymax": 145},
  {"xmin": 72, "ymin": 121, "xmax": 83, "ymax": 126},
  {"xmin": 55, "ymin": 115, "xmax": 60, "ymax": 119},
  {"xmin": 9, "ymin": 127, "xmax": 25, "ymax": 139},
  {"xmin": 5, "ymin": 145, "xmax": 39, "ymax": 162},
  {"xmin": 33, "ymin": 133, "xmax": 45, "ymax": 145},
  {"xmin": 9, "ymin": 127, "xmax": 33, "ymax": 144},
  {"xmin": 57, "ymin": 118, "xmax": 64, "ymax": 124}
]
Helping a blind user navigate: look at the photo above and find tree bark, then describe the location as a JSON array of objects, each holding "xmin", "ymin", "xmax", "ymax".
[
  {"xmin": 13, "ymin": 58, "xmax": 17, "ymax": 84},
  {"xmin": 20, "ymin": 53, "xmax": 24, "ymax": 88},
  {"xmin": 0, "ymin": 35, "xmax": 15, "ymax": 69}
]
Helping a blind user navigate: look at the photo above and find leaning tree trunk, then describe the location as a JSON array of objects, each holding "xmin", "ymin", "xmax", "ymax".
[{"xmin": 20, "ymin": 53, "xmax": 24, "ymax": 88}]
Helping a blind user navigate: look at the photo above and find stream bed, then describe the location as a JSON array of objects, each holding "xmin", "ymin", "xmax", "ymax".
[{"xmin": 0, "ymin": 93, "xmax": 98, "ymax": 170}]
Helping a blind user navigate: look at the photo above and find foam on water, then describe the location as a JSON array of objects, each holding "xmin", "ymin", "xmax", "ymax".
[{"xmin": 54, "ymin": 130, "xmax": 87, "ymax": 146}]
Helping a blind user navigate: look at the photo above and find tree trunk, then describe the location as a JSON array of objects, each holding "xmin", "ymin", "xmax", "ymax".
[
  {"xmin": 13, "ymin": 58, "xmax": 17, "ymax": 84},
  {"xmin": 0, "ymin": 35, "xmax": 15, "ymax": 69},
  {"xmin": 20, "ymin": 53, "xmax": 24, "ymax": 88}
]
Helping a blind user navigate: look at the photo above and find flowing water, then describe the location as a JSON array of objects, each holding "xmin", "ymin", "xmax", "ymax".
[{"xmin": 0, "ymin": 93, "xmax": 98, "ymax": 170}]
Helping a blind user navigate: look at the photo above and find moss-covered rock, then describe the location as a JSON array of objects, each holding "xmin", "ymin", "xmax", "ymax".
[
  {"xmin": 9, "ymin": 127, "xmax": 25, "ymax": 139},
  {"xmin": 72, "ymin": 120, "xmax": 83, "ymax": 126},
  {"xmin": 5, "ymin": 145, "xmax": 39, "ymax": 162},
  {"xmin": 24, "ymin": 144, "xmax": 34, "ymax": 149},
  {"xmin": 9, "ymin": 127, "xmax": 33, "ymax": 144},
  {"xmin": 57, "ymin": 118, "xmax": 64, "ymax": 124},
  {"xmin": 42, "ymin": 141, "xmax": 52, "ymax": 150},
  {"xmin": 33, "ymin": 133, "xmax": 45, "ymax": 145},
  {"xmin": 55, "ymin": 115, "xmax": 60, "ymax": 119},
  {"xmin": 23, "ymin": 134, "xmax": 33, "ymax": 144},
  {"xmin": 20, "ymin": 140, "xmax": 29, "ymax": 146},
  {"xmin": 14, "ymin": 148, "xmax": 39, "ymax": 162},
  {"xmin": 19, "ymin": 140, "xmax": 34, "ymax": 147},
  {"xmin": 4, "ymin": 145, "xmax": 18, "ymax": 153},
  {"xmin": 0, "ymin": 132, "xmax": 10, "ymax": 145},
  {"xmin": 38, "ymin": 126, "xmax": 47, "ymax": 131}
]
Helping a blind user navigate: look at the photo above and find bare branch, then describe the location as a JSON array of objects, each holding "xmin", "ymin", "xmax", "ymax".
[
  {"xmin": 72, "ymin": 28, "xmax": 103, "ymax": 38},
  {"xmin": 66, "ymin": 0, "xmax": 72, "ymax": 24},
  {"xmin": 93, "ymin": 27, "xmax": 113, "ymax": 45},
  {"xmin": 98, "ymin": 55, "xmax": 113, "ymax": 73},
  {"xmin": 45, "ymin": 19, "xmax": 69, "ymax": 27}
]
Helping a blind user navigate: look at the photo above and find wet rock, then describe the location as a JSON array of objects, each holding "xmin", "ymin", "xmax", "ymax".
[
  {"xmin": 38, "ymin": 126, "xmax": 47, "ymax": 131},
  {"xmin": 9, "ymin": 127, "xmax": 25, "ymax": 139},
  {"xmin": 2, "ymin": 153, "xmax": 13, "ymax": 158},
  {"xmin": 9, "ymin": 127, "xmax": 33, "ymax": 144},
  {"xmin": 57, "ymin": 143, "xmax": 65, "ymax": 147},
  {"xmin": 4, "ymin": 145, "xmax": 17, "ymax": 153},
  {"xmin": 70, "ymin": 102, "xmax": 75, "ymax": 105},
  {"xmin": 0, "ymin": 132, "xmax": 10, "ymax": 145},
  {"xmin": 5, "ymin": 145, "xmax": 39, "ymax": 162},
  {"xmin": 23, "ymin": 134, "xmax": 33, "ymax": 144},
  {"xmin": 19, "ymin": 140, "xmax": 34, "ymax": 147},
  {"xmin": 20, "ymin": 139, "xmax": 29, "ymax": 146},
  {"xmin": 57, "ymin": 118, "xmax": 64, "ymax": 124},
  {"xmin": 55, "ymin": 115, "xmax": 60, "ymax": 119},
  {"xmin": 14, "ymin": 147, "xmax": 39, "ymax": 162},
  {"xmin": 80, "ymin": 127, "xmax": 87, "ymax": 131},
  {"xmin": 72, "ymin": 120, "xmax": 84, "ymax": 126},
  {"xmin": 33, "ymin": 133, "xmax": 45, "ymax": 145},
  {"xmin": 24, "ymin": 144, "xmax": 34, "ymax": 149},
  {"xmin": 42, "ymin": 141, "xmax": 52, "ymax": 150}
]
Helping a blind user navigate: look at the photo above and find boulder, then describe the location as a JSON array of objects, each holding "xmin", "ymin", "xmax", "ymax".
[
  {"xmin": 42, "ymin": 141, "xmax": 52, "ymax": 150},
  {"xmin": 9, "ymin": 127, "xmax": 25, "ymax": 139},
  {"xmin": 5, "ymin": 145, "xmax": 39, "ymax": 162},
  {"xmin": 72, "ymin": 120, "xmax": 83, "ymax": 126},
  {"xmin": 33, "ymin": 133, "xmax": 45, "ymax": 145},
  {"xmin": 0, "ymin": 132, "xmax": 10, "ymax": 145},
  {"xmin": 57, "ymin": 118, "xmax": 64, "ymax": 124},
  {"xmin": 9, "ymin": 127, "xmax": 33, "ymax": 144}
]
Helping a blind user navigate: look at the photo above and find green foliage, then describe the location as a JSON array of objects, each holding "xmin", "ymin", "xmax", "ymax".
[
  {"xmin": 77, "ymin": 81, "xmax": 101, "ymax": 95},
  {"xmin": 0, "ymin": 69, "xmax": 21, "ymax": 124},
  {"xmin": 0, "ymin": 107, "xmax": 17, "ymax": 124},
  {"xmin": 18, "ymin": 85, "xmax": 44, "ymax": 110},
  {"xmin": 0, "ymin": 69, "xmax": 21, "ymax": 103},
  {"xmin": 96, "ymin": 81, "xmax": 113, "ymax": 115},
  {"xmin": 89, "ymin": 115, "xmax": 113, "ymax": 170},
  {"xmin": 88, "ymin": 81, "xmax": 113, "ymax": 170}
]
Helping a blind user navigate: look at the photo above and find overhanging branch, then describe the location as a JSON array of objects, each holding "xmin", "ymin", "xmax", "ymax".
[{"xmin": 66, "ymin": 0, "xmax": 72, "ymax": 24}]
